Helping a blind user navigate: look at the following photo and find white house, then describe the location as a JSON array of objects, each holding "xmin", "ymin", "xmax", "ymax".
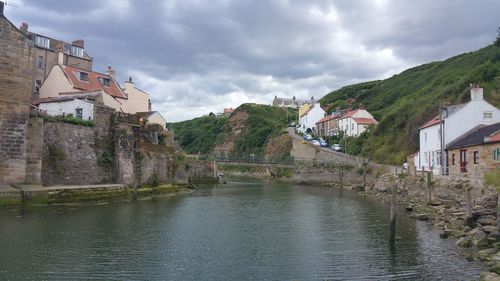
[
  {"xmin": 298, "ymin": 103, "xmax": 325, "ymax": 133},
  {"xmin": 34, "ymin": 94, "xmax": 98, "ymax": 120},
  {"xmin": 337, "ymin": 108, "xmax": 378, "ymax": 137},
  {"xmin": 414, "ymin": 85, "xmax": 500, "ymax": 173},
  {"xmin": 136, "ymin": 111, "xmax": 168, "ymax": 130}
]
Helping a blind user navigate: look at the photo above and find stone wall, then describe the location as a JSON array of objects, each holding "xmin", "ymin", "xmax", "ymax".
[
  {"xmin": 25, "ymin": 118, "xmax": 43, "ymax": 184},
  {"xmin": 0, "ymin": 14, "xmax": 34, "ymax": 187},
  {"xmin": 293, "ymin": 163, "xmax": 376, "ymax": 187}
]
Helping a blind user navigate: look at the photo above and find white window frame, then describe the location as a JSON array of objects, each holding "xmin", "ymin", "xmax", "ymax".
[
  {"xmin": 71, "ymin": 46, "xmax": 84, "ymax": 57},
  {"xmin": 35, "ymin": 36, "xmax": 50, "ymax": 48}
]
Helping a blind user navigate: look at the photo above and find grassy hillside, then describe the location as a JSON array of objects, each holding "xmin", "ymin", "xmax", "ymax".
[
  {"xmin": 170, "ymin": 104, "xmax": 295, "ymax": 155},
  {"xmin": 320, "ymin": 44, "xmax": 500, "ymax": 164},
  {"xmin": 169, "ymin": 115, "xmax": 228, "ymax": 154}
]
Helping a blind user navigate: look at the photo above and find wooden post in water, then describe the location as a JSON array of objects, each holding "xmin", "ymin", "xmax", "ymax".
[
  {"xmin": 389, "ymin": 181, "xmax": 397, "ymax": 243},
  {"xmin": 426, "ymin": 171, "xmax": 432, "ymax": 204},
  {"xmin": 466, "ymin": 183, "xmax": 472, "ymax": 220},
  {"xmin": 497, "ymin": 194, "xmax": 500, "ymax": 231}
]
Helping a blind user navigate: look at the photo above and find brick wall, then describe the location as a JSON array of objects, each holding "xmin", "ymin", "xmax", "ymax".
[{"xmin": 0, "ymin": 15, "xmax": 34, "ymax": 187}]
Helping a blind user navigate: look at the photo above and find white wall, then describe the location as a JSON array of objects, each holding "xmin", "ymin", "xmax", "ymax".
[
  {"xmin": 444, "ymin": 99, "xmax": 500, "ymax": 144},
  {"xmin": 123, "ymin": 81, "xmax": 150, "ymax": 114},
  {"xmin": 39, "ymin": 65, "xmax": 73, "ymax": 98},
  {"xmin": 39, "ymin": 99, "xmax": 94, "ymax": 120},
  {"xmin": 417, "ymin": 123, "xmax": 442, "ymax": 172},
  {"xmin": 147, "ymin": 112, "xmax": 167, "ymax": 129},
  {"xmin": 299, "ymin": 103, "xmax": 325, "ymax": 133}
]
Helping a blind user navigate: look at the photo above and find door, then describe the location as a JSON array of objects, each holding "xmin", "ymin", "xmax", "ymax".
[{"xmin": 460, "ymin": 149, "xmax": 467, "ymax": 173}]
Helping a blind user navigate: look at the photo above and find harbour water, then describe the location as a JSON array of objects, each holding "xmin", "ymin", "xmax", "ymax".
[{"xmin": 0, "ymin": 179, "xmax": 484, "ymax": 280}]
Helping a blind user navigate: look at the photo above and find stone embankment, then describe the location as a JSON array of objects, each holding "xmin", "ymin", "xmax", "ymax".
[{"xmin": 365, "ymin": 173, "xmax": 500, "ymax": 280}]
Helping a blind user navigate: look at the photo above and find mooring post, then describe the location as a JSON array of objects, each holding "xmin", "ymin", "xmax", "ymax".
[
  {"xmin": 466, "ymin": 183, "xmax": 472, "ymax": 220},
  {"xmin": 497, "ymin": 194, "xmax": 500, "ymax": 231},
  {"xmin": 426, "ymin": 171, "xmax": 432, "ymax": 203},
  {"xmin": 389, "ymin": 181, "xmax": 397, "ymax": 243}
]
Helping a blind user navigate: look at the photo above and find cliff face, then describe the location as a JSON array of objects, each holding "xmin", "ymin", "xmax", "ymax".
[{"xmin": 172, "ymin": 103, "xmax": 296, "ymax": 157}]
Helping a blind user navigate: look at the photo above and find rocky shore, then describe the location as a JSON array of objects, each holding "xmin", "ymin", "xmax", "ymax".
[{"xmin": 361, "ymin": 174, "xmax": 500, "ymax": 280}]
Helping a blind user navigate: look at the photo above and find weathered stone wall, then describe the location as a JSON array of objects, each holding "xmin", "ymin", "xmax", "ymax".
[
  {"xmin": 0, "ymin": 14, "xmax": 34, "ymax": 187},
  {"xmin": 41, "ymin": 122, "xmax": 113, "ymax": 185},
  {"xmin": 25, "ymin": 118, "xmax": 44, "ymax": 184},
  {"xmin": 292, "ymin": 163, "xmax": 375, "ymax": 187}
]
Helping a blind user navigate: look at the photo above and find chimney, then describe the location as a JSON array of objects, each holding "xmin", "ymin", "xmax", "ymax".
[
  {"xmin": 55, "ymin": 41, "xmax": 65, "ymax": 65},
  {"xmin": 0, "ymin": 1, "xmax": 4, "ymax": 16},
  {"xmin": 128, "ymin": 76, "xmax": 133, "ymax": 83},
  {"xmin": 106, "ymin": 66, "xmax": 116, "ymax": 79},
  {"xmin": 148, "ymin": 99, "xmax": 152, "ymax": 111},
  {"xmin": 335, "ymin": 106, "xmax": 341, "ymax": 114},
  {"xmin": 359, "ymin": 103, "xmax": 365, "ymax": 110},
  {"xmin": 20, "ymin": 22, "xmax": 29, "ymax": 33},
  {"xmin": 470, "ymin": 83, "xmax": 483, "ymax": 101},
  {"xmin": 72, "ymin": 39, "xmax": 84, "ymax": 49}
]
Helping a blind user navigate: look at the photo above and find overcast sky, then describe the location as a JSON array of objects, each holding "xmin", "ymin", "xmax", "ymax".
[{"xmin": 5, "ymin": 0, "xmax": 500, "ymax": 122}]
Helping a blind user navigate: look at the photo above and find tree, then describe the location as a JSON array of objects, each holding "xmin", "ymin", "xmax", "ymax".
[{"xmin": 495, "ymin": 27, "xmax": 500, "ymax": 47}]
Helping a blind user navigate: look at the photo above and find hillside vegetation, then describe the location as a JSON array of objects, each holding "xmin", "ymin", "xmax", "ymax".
[
  {"xmin": 320, "ymin": 44, "xmax": 500, "ymax": 164},
  {"xmin": 171, "ymin": 104, "xmax": 295, "ymax": 156}
]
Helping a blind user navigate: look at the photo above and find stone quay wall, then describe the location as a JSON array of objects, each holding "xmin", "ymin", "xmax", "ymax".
[{"xmin": 0, "ymin": 15, "xmax": 34, "ymax": 187}]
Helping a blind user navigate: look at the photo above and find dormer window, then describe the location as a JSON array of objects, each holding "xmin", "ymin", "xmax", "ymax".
[
  {"xmin": 35, "ymin": 36, "xmax": 50, "ymax": 48},
  {"xmin": 78, "ymin": 71, "xmax": 89, "ymax": 81},
  {"xmin": 71, "ymin": 46, "xmax": 83, "ymax": 57},
  {"xmin": 98, "ymin": 77, "xmax": 111, "ymax": 87}
]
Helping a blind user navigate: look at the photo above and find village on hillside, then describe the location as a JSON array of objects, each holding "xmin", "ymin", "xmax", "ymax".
[{"xmin": 272, "ymin": 82, "xmax": 500, "ymax": 183}]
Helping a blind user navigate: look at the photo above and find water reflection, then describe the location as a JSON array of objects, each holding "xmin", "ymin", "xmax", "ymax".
[{"xmin": 0, "ymin": 180, "xmax": 484, "ymax": 280}]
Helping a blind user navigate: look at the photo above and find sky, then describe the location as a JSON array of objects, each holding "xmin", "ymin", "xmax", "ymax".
[{"xmin": 4, "ymin": 0, "xmax": 500, "ymax": 122}]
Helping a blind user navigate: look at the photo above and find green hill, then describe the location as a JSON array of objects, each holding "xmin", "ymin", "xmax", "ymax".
[
  {"xmin": 320, "ymin": 44, "xmax": 500, "ymax": 164},
  {"xmin": 170, "ymin": 104, "xmax": 295, "ymax": 156}
]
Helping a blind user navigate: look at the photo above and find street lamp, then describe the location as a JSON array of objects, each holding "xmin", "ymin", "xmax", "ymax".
[{"xmin": 439, "ymin": 104, "xmax": 449, "ymax": 175}]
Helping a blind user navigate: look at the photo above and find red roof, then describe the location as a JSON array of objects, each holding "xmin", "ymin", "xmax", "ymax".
[
  {"xmin": 315, "ymin": 115, "xmax": 336, "ymax": 124},
  {"xmin": 62, "ymin": 65, "xmax": 126, "ymax": 99},
  {"xmin": 342, "ymin": 109, "xmax": 359, "ymax": 118},
  {"xmin": 353, "ymin": 117, "xmax": 378, "ymax": 125},
  {"xmin": 419, "ymin": 117, "xmax": 440, "ymax": 130},
  {"xmin": 485, "ymin": 132, "xmax": 500, "ymax": 143},
  {"xmin": 223, "ymin": 108, "xmax": 234, "ymax": 114}
]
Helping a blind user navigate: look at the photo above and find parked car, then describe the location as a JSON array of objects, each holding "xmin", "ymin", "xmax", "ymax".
[
  {"xmin": 332, "ymin": 144, "xmax": 342, "ymax": 152},
  {"xmin": 303, "ymin": 134, "xmax": 313, "ymax": 141},
  {"xmin": 311, "ymin": 140, "xmax": 321, "ymax": 146},
  {"xmin": 289, "ymin": 122, "xmax": 296, "ymax": 127},
  {"xmin": 319, "ymin": 140, "xmax": 328, "ymax": 147}
]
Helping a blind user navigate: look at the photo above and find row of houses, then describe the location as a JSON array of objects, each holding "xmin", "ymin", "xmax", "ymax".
[
  {"xmin": 412, "ymin": 84, "xmax": 499, "ymax": 179},
  {"xmin": 293, "ymin": 101, "xmax": 378, "ymax": 137},
  {"xmin": 20, "ymin": 21, "xmax": 167, "ymax": 128}
]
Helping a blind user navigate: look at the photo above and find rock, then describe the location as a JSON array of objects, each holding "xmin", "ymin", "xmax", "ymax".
[
  {"xmin": 476, "ymin": 237, "xmax": 493, "ymax": 248},
  {"xmin": 439, "ymin": 232, "xmax": 449, "ymax": 239},
  {"xmin": 463, "ymin": 226, "xmax": 472, "ymax": 233},
  {"xmin": 415, "ymin": 214, "xmax": 429, "ymax": 221},
  {"xmin": 485, "ymin": 226, "xmax": 499, "ymax": 233},
  {"xmin": 491, "ymin": 232, "xmax": 500, "ymax": 241},
  {"xmin": 494, "ymin": 252, "xmax": 500, "ymax": 262},
  {"xmin": 457, "ymin": 237, "xmax": 472, "ymax": 248},
  {"xmin": 479, "ymin": 248, "xmax": 499, "ymax": 261},
  {"xmin": 406, "ymin": 205, "xmax": 414, "ymax": 212},
  {"xmin": 493, "ymin": 242, "xmax": 500, "ymax": 250},
  {"xmin": 470, "ymin": 228, "xmax": 488, "ymax": 240},
  {"xmin": 480, "ymin": 218, "xmax": 498, "ymax": 226},
  {"xmin": 430, "ymin": 200, "xmax": 443, "ymax": 206},
  {"xmin": 481, "ymin": 271, "xmax": 500, "ymax": 281},
  {"xmin": 490, "ymin": 263, "xmax": 500, "ymax": 275}
]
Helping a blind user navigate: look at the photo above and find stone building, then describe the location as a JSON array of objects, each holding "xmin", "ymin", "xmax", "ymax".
[
  {"xmin": 18, "ymin": 22, "xmax": 92, "ymax": 98},
  {"xmin": 273, "ymin": 95, "xmax": 315, "ymax": 109},
  {"xmin": 0, "ymin": 2, "xmax": 35, "ymax": 187},
  {"xmin": 446, "ymin": 122, "xmax": 500, "ymax": 179}
]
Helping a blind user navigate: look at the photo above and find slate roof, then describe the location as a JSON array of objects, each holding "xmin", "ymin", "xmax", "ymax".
[
  {"xmin": 33, "ymin": 93, "xmax": 98, "ymax": 105},
  {"xmin": 447, "ymin": 122, "xmax": 500, "ymax": 150},
  {"xmin": 25, "ymin": 31, "xmax": 92, "ymax": 60}
]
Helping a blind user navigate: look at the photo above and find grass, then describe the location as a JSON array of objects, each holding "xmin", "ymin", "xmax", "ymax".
[
  {"xmin": 320, "ymin": 44, "xmax": 500, "ymax": 164},
  {"xmin": 41, "ymin": 114, "xmax": 95, "ymax": 127}
]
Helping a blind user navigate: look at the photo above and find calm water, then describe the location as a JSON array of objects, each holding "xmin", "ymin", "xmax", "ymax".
[{"xmin": 0, "ymin": 179, "xmax": 484, "ymax": 280}]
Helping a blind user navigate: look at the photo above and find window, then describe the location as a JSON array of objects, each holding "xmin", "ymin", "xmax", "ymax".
[
  {"xmin": 473, "ymin": 151, "xmax": 479, "ymax": 164},
  {"xmin": 75, "ymin": 108, "xmax": 83, "ymax": 120},
  {"xmin": 35, "ymin": 36, "xmax": 50, "ymax": 48},
  {"xmin": 37, "ymin": 56, "xmax": 44, "ymax": 69},
  {"xmin": 493, "ymin": 148, "xmax": 500, "ymax": 162},
  {"xmin": 351, "ymin": 123, "xmax": 354, "ymax": 130},
  {"xmin": 484, "ymin": 112, "xmax": 493, "ymax": 119},
  {"xmin": 34, "ymin": 80, "xmax": 41, "ymax": 94},
  {"xmin": 451, "ymin": 153, "xmax": 455, "ymax": 165},
  {"xmin": 424, "ymin": 132, "xmax": 427, "ymax": 144},
  {"xmin": 78, "ymin": 72, "xmax": 89, "ymax": 81},
  {"xmin": 98, "ymin": 77, "xmax": 111, "ymax": 87},
  {"xmin": 71, "ymin": 46, "xmax": 84, "ymax": 57}
]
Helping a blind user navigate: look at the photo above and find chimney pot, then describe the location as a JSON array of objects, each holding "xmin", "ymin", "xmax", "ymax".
[
  {"xmin": 72, "ymin": 39, "xmax": 84, "ymax": 49},
  {"xmin": 20, "ymin": 22, "xmax": 29, "ymax": 33},
  {"xmin": 129, "ymin": 76, "xmax": 133, "ymax": 83}
]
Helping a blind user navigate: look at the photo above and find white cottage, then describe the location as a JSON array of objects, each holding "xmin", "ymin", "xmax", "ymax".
[
  {"xmin": 414, "ymin": 85, "xmax": 500, "ymax": 174},
  {"xmin": 337, "ymin": 108, "xmax": 378, "ymax": 137},
  {"xmin": 34, "ymin": 94, "xmax": 98, "ymax": 120},
  {"xmin": 298, "ymin": 103, "xmax": 325, "ymax": 133}
]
